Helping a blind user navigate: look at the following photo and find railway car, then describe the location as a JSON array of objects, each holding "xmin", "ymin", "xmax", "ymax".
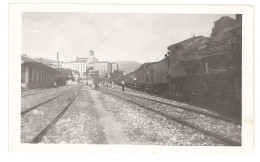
[
  {"xmin": 146, "ymin": 58, "xmax": 169, "ymax": 91},
  {"xmin": 54, "ymin": 76, "xmax": 66, "ymax": 86},
  {"xmin": 124, "ymin": 71, "xmax": 135, "ymax": 85},
  {"xmin": 132, "ymin": 68, "xmax": 141, "ymax": 87},
  {"xmin": 139, "ymin": 63, "xmax": 151, "ymax": 87}
]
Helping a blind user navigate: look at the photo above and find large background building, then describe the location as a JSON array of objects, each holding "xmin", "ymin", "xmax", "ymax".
[
  {"xmin": 34, "ymin": 50, "xmax": 118, "ymax": 78},
  {"xmin": 70, "ymin": 59, "xmax": 87, "ymax": 78},
  {"xmin": 112, "ymin": 63, "xmax": 118, "ymax": 72},
  {"xmin": 88, "ymin": 61, "xmax": 112, "ymax": 76},
  {"xmin": 60, "ymin": 50, "xmax": 98, "ymax": 78}
]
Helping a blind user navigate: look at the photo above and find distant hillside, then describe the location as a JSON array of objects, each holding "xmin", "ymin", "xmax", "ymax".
[{"xmin": 112, "ymin": 61, "xmax": 141, "ymax": 73}]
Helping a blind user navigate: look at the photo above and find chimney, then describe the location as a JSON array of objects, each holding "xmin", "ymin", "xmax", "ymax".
[{"xmin": 57, "ymin": 52, "xmax": 59, "ymax": 68}]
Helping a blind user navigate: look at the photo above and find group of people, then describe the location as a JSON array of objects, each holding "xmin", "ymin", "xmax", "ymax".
[{"xmin": 93, "ymin": 80, "xmax": 126, "ymax": 92}]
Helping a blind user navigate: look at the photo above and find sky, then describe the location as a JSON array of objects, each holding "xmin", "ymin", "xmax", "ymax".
[{"xmin": 22, "ymin": 13, "xmax": 235, "ymax": 63}]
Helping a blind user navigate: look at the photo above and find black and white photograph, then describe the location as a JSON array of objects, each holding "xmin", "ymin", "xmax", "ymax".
[{"xmin": 8, "ymin": 4, "xmax": 254, "ymax": 153}]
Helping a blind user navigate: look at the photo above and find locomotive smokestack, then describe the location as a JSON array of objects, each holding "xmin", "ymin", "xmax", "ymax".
[{"xmin": 236, "ymin": 14, "xmax": 242, "ymax": 22}]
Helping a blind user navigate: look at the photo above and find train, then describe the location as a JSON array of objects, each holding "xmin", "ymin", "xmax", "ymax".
[{"xmin": 118, "ymin": 15, "xmax": 242, "ymax": 119}]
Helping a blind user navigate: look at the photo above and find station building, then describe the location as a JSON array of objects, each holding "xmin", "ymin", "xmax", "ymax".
[{"xmin": 21, "ymin": 55, "xmax": 60, "ymax": 89}]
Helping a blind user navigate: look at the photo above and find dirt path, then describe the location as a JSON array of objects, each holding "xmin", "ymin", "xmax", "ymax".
[
  {"xmin": 88, "ymin": 88, "xmax": 127, "ymax": 144},
  {"xmin": 41, "ymin": 87, "xmax": 107, "ymax": 144}
]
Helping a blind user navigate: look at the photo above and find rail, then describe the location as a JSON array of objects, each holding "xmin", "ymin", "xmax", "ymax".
[{"xmin": 100, "ymin": 88, "xmax": 241, "ymax": 146}]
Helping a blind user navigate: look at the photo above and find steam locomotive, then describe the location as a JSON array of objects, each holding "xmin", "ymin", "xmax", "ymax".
[{"xmin": 118, "ymin": 15, "xmax": 242, "ymax": 119}]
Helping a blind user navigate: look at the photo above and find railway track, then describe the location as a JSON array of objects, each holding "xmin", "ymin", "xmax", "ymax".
[
  {"xmin": 21, "ymin": 86, "xmax": 71, "ymax": 97},
  {"xmin": 21, "ymin": 85, "xmax": 81, "ymax": 143},
  {"xmin": 124, "ymin": 85, "xmax": 241, "ymax": 122},
  {"xmin": 21, "ymin": 86, "xmax": 76, "ymax": 115},
  {"xmin": 108, "ymin": 87, "xmax": 240, "ymax": 124},
  {"xmin": 100, "ymin": 87, "xmax": 241, "ymax": 146}
]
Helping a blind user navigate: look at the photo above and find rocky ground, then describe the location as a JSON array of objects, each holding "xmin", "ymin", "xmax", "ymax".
[
  {"xmin": 37, "ymin": 85, "xmax": 223, "ymax": 145},
  {"xmin": 21, "ymin": 88, "xmax": 79, "ymax": 143},
  {"xmin": 100, "ymin": 87, "xmax": 241, "ymax": 144}
]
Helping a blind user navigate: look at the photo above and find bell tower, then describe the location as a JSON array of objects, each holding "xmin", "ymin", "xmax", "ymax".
[{"xmin": 89, "ymin": 50, "xmax": 94, "ymax": 58}]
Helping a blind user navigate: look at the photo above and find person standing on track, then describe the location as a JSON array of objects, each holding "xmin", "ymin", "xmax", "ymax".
[
  {"xmin": 94, "ymin": 81, "xmax": 97, "ymax": 90},
  {"xmin": 121, "ymin": 80, "xmax": 125, "ymax": 92}
]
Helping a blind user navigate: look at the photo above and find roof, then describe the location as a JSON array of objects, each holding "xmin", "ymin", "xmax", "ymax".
[
  {"xmin": 140, "ymin": 62, "xmax": 153, "ymax": 68},
  {"xmin": 71, "ymin": 60, "xmax": 86, "ymax": 63},
  {"xmin": 89, "ymin": 61, "xmax": 111, "ymax": 64},
  {"xmin": 21, "ymin": 55, "xmax": 39, "ymax": 63},
  {"xmin": 21, "ymin": 55, "xmax": 60, "ymax": 73},
  {"xmin": 147, "ymin": 58, "xmax": 167, "ymax": 66},
  {"xmin": 33, "ymin": 58, "xmax": 57, "ymax": 63},
  {"xmin": 167, "ymin": 36, "xmax": 208, "ymax": 50},
  {"xmin": 76, "ymin": 57, "xmax": 88, "ymax": 60}
]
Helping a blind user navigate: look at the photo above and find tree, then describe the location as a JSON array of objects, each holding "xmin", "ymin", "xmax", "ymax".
[
  {"xmin": 86, "ymin": 67, "xmax": 94, "ymax": 76},
  {"xmin": 110, "ymin": 70, "xmax": 124, "ymax": 80}
]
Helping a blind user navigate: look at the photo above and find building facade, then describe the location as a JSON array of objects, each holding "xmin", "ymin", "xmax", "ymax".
[
  {"xmin": 61, "ymin": 62, "xmax": 71, "ymax": 69},
  {"xmin": 70, "ymin": 60, "xmax": 87, "ymax": 78},
  {"xmin": 112, "ymin": 63, "xmax": 118, "ymax": 72},
  {"xmin": 88, "ymin": 61, "xmax": 112, "ymax": 76},
  {"xmin": 60, "ymin": 50, "xmax": 98, "ymax": 78}
]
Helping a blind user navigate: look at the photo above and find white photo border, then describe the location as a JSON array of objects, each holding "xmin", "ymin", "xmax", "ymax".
[{"xmin": 9, "ymin": 4, "xmax": 254, "ymax": 153}]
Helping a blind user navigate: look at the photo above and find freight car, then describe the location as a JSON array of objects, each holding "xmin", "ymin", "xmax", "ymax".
[
  {"xmin": 124, "ymin": 59, "xmax": 169, "ymax": 93},
  {"xmin": 54, "ymin": 76, "xmax": 67, "ymax": 86},
  {"xmin": 119, "ymin": 15, "xmax": 242, "ymax": 119},
  {"xmin": 146, "ymin": 58, "xmax": 169, "ymax": 91}
]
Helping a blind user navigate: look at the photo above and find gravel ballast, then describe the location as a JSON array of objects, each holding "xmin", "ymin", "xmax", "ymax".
[
  {"xmin": 41, "ymin": 87, "xmax": 107, "ymax": 144},
  {"xmin": 100, "ymin": 87, "xmax": 241, "ymax": 144},
  {"xmin": 21, "ymin": 86, "xmax": 80, "ymax": 143},
  {"xmin": 21, "ymin": 85, "xmax": 75, "ymax": 112},
  {"xmin": 98, "ymin": 91, "xmax": 224, "ymax": 145},
  {"xmin": 22, "ymin": 85, "xmax": 227, "ymax": 145}
]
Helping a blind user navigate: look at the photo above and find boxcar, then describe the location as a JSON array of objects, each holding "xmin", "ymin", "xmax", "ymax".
[
  {"xmin": 146, "ymin": 58, "xmax": 169, "ymax": 90},
  {"xmin": 139, "ymin": 62, "xmax": 151, "ymax": 87},
  {"xmin": 132, "ymin": 68, "xmax": 141, "ymax": 87}
]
